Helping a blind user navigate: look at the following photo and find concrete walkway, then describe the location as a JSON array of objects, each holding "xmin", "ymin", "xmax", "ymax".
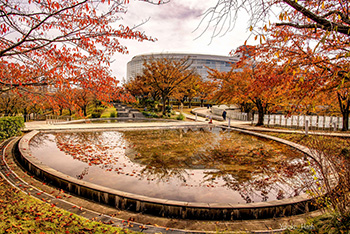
[
  {"xmin": 24, "ymin": 108, "xmax": 350, "ymax": 138},
  {"xmin": 23, "ymin": 119, "xmax": 209, "ymax": 132},
  {"xmin": 188, "ymin": 108, "xmax": 350, "ymax": 138}
]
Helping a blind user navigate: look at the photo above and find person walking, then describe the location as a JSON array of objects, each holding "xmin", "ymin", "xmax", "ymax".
[{"xmin": 222, "ymin": 109, "xmax": 227, "ymax": 121}]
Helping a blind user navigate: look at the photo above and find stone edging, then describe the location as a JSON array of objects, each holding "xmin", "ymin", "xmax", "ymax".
[
  {"xmin": 16, "ymin": 128, "xmax": 320, "ymax": 220},
  {"xmin": 1, "ymin": 138, "xmax": 191, "ymax": 234}
]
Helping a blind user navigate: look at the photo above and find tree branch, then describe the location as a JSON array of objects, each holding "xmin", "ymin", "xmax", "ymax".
[{"xmin": 282, "ymin": 0, "xmax": 350, "ymax": 36}]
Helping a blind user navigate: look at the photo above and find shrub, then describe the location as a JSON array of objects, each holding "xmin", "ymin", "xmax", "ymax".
[
  {"xmin": 176, "ymin": 113, "xmax": 185, "ymax": 120},
  {"xmin": 0, "ymin": 116, "xmax": 24, "ymax": 141},
  {"xmin": 110, "ymin": 111, "xmax": 116, "ymax": 118},
  {"xmin": 142, "ymin": 111, "xmax": 159, "ymax": 118},
  {"xmin": 91, "ymin": 112, "xmax": 101, "ymax": 118},
  {"xmin": 91, "ymin": 107, "xmax": 104, "ymax": 118}
]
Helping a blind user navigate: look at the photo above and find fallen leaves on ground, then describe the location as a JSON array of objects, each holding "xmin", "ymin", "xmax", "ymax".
[{"xmin": 0, "ymin": 176, "xmax": 135, "ymax": 234}]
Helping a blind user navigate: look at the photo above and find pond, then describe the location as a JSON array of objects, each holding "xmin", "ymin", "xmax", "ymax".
[{"xmin": 29, "ymin": 128, "xmax": 315, "ymax": 204}]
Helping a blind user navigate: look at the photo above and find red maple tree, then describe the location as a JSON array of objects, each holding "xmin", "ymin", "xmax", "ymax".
[{"xmin": 0, "ymin": 0, "xmax": 165, "ymax": 105}]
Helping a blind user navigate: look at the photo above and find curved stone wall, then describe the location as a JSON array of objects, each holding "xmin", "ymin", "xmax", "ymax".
[{"xmin": 16, "ymin": 129, "xmax": 320, "ymax": 220}]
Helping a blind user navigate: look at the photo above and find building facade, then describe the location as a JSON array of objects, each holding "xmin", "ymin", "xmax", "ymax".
[{"xmin": 126, "ymin": 53, "xmax": 241, "ymax": 83}]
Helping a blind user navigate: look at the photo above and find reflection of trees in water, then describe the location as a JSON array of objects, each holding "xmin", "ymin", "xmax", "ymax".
[
  {"xmin": 55, "ymin": 132, "xmax": 120, "ymax": 165},
  {"xmin": 29, "ymin": 132, "xmax": 54, "ymax": 148},
  {"xmin": 139, "ymin": 164, "xmax": 188, "ymax": 183},
  {"xmin": 31, "ymin": 130, "xmax": 321, "ymax": 200},
  {"xmin": 202, "ymin": 157, "xmax": 315, "ymax": 203},
  {"xmin": 54, "ymin": 132, "xmax": 123, "ymax": 178},
  {"xmin": 124, "ymin": 128, "xmax": 215, "ymax": 169},
  {"xmin": 76, "ymin": 167, "xmax": 89, "ymax": 180}
]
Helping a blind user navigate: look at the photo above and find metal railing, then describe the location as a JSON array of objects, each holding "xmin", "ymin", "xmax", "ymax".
[{"xmin": 46, "ymin": 115, "xmax": 72, "ymax": 124}]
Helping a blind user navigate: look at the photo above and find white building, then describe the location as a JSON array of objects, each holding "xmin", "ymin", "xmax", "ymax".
[{"xmin": 126, "ymin": 53, "xmax": 241, "ymax": 83}]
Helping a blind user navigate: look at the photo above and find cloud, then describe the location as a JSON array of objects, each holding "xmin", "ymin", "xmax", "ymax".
[
  {"xmin": 110, "ymin": 0, "xmax": 253, "ymax": 82},
  {"xmin": 154, "ymin": 2, "xmax": 204, "ymax": 21}
]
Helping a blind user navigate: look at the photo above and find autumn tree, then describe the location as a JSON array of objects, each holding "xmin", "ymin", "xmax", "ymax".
[
  {"xmin": 0, "ymin": 91, "xmax": 23, "ymax": 116},
  {"xmin": 172, "ymin": 73, "xmax": 201, "ymax": 108},
  {"xmin": 196, "ymin": 79, "xmax": 217, "ymax": 107},
  {"xmin": 124, "ymin": 75, "xmax": 160, "ymax": 107},
  {"xmin": 0, "ymin": 0, "xmax": 165, "ymax": 107},
  {"xmin": 208, "ymin": 46, "xmax": 292, "ymax": 126},
  {"xmin": 202, "ymin": 0, "xmax": 350, "ymax": 130},
  {"xmin": 258, "ymin": 13, "xmax": 350, "ymax": 129},
  {"xmin": 71, "ymin": 88, "xmax": 94, "ymax": 117},
  {"xmin": 141, "ymin": 55, "xmax": 199, "ymax": 115}
]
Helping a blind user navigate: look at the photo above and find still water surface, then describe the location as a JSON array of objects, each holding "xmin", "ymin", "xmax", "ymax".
[{"xmin": 29, "ymin": 128, "xmax": 314, "ymax": 203}]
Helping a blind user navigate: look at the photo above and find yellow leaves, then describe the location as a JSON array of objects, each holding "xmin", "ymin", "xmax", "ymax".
[
  {"xmin": 279, "ymin": 13, "xmax": 284, "ymax": 21},
  {"xmin": 321, "ymin": 2, "xmax": 325, "ymax": 9},
  {"xmin": 279, "ymin": 12, "xmax": 289, "ymax": 21},
  {"xmin": 254, "ymin": 34, "xmax": 266, "ymax": 44},
  {"xmin": 249, "ymin": 25, "xmax": 253, "ymax": 31},
  {"xmin": 263, "ymin": 25, "xmax": 268, "ymax": 32}
]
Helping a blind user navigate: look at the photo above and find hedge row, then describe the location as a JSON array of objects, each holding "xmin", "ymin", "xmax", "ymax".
[{"xmin": 0, "ymin": 116, "xmax": 24, "ymax": 141}]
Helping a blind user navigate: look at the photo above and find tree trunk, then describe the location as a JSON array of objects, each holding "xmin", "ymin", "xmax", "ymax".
[
  {"xmin": 82, "ymin": 105, "xmax": 87, "ymax": 116},
  {"xmin": 342, "ymin": 111, "xmax": 349, "ymax": 131},
  {"xmin": 188, "ymin": 98, "xmax": 192, "ymax": 108},
  {"xmin": 23, "ymin": 109, "xmax": 28, "ymax": 122},
  {"xmin": 255, "ymin": 98, "xmax": 265, "ymax": 126},
  {"xmin": 161, "ymin": 95, "xmax": 166, "ymax": 116},
  {"xmin": 337, "ymin": 92, "xmax": 350, "ymax": 131}
]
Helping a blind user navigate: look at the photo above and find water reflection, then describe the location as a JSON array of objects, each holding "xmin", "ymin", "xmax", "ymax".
[{"xmin": 28, "ymin": 128, "xmax": 317, "ymax": 203}]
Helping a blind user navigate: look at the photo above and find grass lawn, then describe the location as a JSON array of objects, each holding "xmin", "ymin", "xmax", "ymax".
[
  {"xmin": 0, "ymin": 175, "xmax": 136, "ymax": 234},
  {"xmin": 100, "ymin": 107, "xmax": 117, "ymax": 118}
]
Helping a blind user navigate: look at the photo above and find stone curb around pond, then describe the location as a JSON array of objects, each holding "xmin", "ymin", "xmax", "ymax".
[
  {"xmin": 16, "ymin": 128, "xmax": 321, "ymax": 221},
  {"xmin": 1, "ymin": 138, "xmax": 193, "ymax": 234}
]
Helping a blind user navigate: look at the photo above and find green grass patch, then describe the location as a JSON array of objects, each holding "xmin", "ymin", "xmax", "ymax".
[
  {"xmin": 101, "ymin": 107, "xmax": 117, "ymax": 118},
  {"xmin": 0, "ymin": 176, "xmax": 136, "ymax": 233},
  {"xmin": 283, "ymin": 212, "xmax": 350, "ymax": 233},
  {"xmin": 0, "ymin": 116, "xmax": 24, "ymax": 141}
]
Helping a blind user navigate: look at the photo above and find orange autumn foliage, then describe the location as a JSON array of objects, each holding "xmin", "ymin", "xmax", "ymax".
[{"xmin": 0, "ymin": 0, "xmax": 164, "ymax": 106}]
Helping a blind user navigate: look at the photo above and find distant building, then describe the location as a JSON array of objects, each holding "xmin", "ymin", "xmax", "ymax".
[{"xmin": 126, "ymin": 53, "xmax": 241, "ymax": 83}]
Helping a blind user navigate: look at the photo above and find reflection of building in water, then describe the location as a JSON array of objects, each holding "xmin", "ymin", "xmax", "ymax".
[
  {"xmin": 29, "ymin": 129, "xmax": 316, "ymax": 204},
  {"xmin": 126, "ymin": 53, "xmax": 241, "ymax": 83}
]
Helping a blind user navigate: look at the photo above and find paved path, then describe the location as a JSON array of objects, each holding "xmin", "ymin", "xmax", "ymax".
[
  {"xmin": 24, "ymin": 108, "xmax": 350, "ymax": 138},
  {"xmin": 189, "ymin": 108, "xmax": 350, "ymax": 138},
  {"xmin": 23, "ymin": 120, "xmax": 209, "ymax": 131}
]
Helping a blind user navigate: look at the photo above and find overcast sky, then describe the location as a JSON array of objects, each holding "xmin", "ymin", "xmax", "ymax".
[{"xmin": 112, "ymin": 0, "xmax": 253, "ymax": 83}]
